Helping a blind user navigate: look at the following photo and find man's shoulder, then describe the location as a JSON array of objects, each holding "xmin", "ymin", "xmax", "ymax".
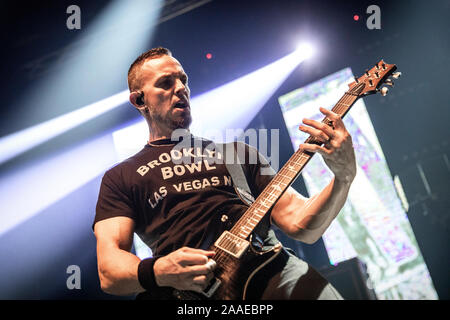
[{"xmin": 103, "ymin": 145, "xmax": 150, "ymax": 178}]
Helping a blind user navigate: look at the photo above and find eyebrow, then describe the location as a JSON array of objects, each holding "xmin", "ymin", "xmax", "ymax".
[{"xmin": 155, "ymin": 72, "xmax": 188, "ymax": 85}]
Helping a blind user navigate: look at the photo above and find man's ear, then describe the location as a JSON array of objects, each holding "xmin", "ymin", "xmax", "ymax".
[{"xmin": 129, "ymin": 91, "xmax": 146, "ymax": 112}]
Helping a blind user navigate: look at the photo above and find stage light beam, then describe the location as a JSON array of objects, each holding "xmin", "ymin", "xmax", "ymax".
[
  {"xmin": 295, "ymin": 42, "xmax": 315, "ymax": 60},
  {"xmin": 0, "ymin": 91, "xmax": 129, "ymax": 165},
  {"xmin": 0, "ymin": 0, "xmax": 162, "ymax": 165},
  {"xmin": 0, "ymin": 134, "xmax": 119, "ymax": 236}
]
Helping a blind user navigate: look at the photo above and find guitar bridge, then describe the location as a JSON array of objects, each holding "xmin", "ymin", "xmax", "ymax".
[
  {"xmin": 173, "ymin": 277, "xmax": 221, "ymax": 299},
  {"xmin": 201, "ymin": 277, "xmax": 221, "ymax": 298},
  {"xmin": 214, "ymin": 231, "xmax": 250, "ymax": 259}
]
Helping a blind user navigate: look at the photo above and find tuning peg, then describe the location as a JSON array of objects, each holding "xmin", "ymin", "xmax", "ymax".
[
  {"xmin": 392, "ymin": 72, "xmax": 402, "ymax": 79},
  {"xmin": 380, "ymin": 87, "xmax": 389, "ymax": 96},
  {"xmin": 385, "ymin": 79, "xmax": 394, "ymax": 86},
  {"xmin": 365, "ymin": 69, "xmax": 370, "ymax": 76},
  {"xmin": 354, "ymin": 77, "xmax": 359, "ymax": 83}
]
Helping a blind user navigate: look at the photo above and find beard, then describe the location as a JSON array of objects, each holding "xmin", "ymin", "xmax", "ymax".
[
  {"xmin": 170, "ymin": 111, "xmax": 192, "ymax": 129},
  {"xmin": 149, "ymin": 107, "xmax": 192, "ymax": 132}
]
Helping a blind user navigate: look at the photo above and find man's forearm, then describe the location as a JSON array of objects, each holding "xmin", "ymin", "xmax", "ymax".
[
  {"xmin": 300, "ymin": 176, "xmax": 353, "ymax": 241},
  {"xmin": 98, "ymin": 249, "xmax": 145, "ymax": 296}
]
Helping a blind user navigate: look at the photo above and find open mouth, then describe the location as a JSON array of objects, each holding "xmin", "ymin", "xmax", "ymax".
[{"xmin": 173, "ymin": 100, "xmax": 189, "ymax": 109}]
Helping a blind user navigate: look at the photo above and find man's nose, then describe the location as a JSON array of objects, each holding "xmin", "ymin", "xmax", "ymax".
[{"xmin": 175, "ymin": 79, "xmax": 189, "ymax": 97}]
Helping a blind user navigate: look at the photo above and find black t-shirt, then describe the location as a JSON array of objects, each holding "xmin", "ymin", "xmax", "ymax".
[{"xmin": 94, "ymin": 134, "xmax": 276, "ymax": 256}]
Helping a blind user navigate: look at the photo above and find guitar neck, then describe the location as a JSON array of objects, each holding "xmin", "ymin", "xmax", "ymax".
[{"xmin": 229, "ymin": 91, "xmax": 360, "ymax": 239}]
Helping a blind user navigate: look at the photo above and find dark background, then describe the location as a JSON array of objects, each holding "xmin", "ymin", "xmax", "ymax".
[{"xmin": 0, "ymin": 0, "xmax": 448, "ymax": 299}]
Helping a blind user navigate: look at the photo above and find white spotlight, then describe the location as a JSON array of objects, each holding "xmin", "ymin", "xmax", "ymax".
[{"xmin": 295, "ymin": 42, "xmax": 315, "ymax": 60}]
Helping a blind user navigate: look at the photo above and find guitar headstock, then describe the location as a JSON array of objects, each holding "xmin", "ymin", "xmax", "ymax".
[{"xmin": 348, "ymin": 60, "xmax": 401, "ymax": 97}]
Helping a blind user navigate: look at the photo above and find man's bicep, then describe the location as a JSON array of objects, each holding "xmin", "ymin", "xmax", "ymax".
[{"xmin": 94, "ymin": 216, "xmax": 135, "ymax": 253}]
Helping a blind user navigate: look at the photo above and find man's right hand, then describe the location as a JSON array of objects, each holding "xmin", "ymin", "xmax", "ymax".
[{"xmin": 153, "ymin": 247, "xmax": 216, "ymax": 293}]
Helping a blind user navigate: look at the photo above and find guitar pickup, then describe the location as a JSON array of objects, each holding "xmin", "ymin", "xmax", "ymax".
[{"xmin": 214, "ymin": 231, "xmax": 250, "ymax": 259}]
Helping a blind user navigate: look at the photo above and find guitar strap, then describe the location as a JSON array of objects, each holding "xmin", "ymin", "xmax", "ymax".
[{"xmin": 221, "ymin": 142, "xmax": 256, "ymax": 206}]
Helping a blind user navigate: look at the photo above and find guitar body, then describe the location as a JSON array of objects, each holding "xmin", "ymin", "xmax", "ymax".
[
  {"xmin": 141, "ymin": 206, "xmax": 283, "ymax": 300},
  {"xmin": 162, "ymin": 207, "xmax": 283, "ymax": 300},
  {"xmin": 173, "ymin": 241, "xmax": 283, "ymax": 300}
]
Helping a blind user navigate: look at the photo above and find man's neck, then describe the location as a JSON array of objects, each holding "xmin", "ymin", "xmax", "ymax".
[{"xmin": 148, "ymin": 127, "xmax": 191, "ymax": 144}]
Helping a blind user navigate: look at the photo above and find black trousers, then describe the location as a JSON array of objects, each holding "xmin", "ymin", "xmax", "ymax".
[{"xmin": 246, "ymin": 248, "xmax": 343, "ymax": 300}]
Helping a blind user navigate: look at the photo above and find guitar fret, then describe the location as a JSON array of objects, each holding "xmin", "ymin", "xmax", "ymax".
[
  {"xmin": 265, "ymin": 190, "xmax": 279, "ymax": 197},
  {"xmin": 258, "ymin": 202, "xmax": 271, "ymax": 209},
  {"xmin": 270, "ymin": 188, "xmax": 280, "ymax": 194},
  {"xmin": 292, "ymin": 156, "xmax": 307, "ymax": 166},
  {"xmin": 279, "ymin": 177, "xmax": 292, "ymax": 185},
  {"xmin": 273, "ymin": 180, "xmax": 287, "ymax": 189},
  {"xmin": 299, "ymin": 154, "xmax": 310, "ymax": 161},
  {"xmin": 271, "ymin": 182, "xmax": 283, "ymax": 188},
  {"xmin": 278, "ymin": 173, "xmax": 292, "ymax": 179},
  {"xmin": 286, "ymin": 166, "xmax": 297, "ymax": 173},
  {"xmin": 337, "ymin": 101, "xmax": 350, "ymax": 107},
  {"xmin": 252, "ymin": 211, "xmax": 263, "ymax": 218},
  {"xmin": 238, "ymin": 232, "xmax": 247, "ymax": 238},
  {"xmin": 266, "ymin": 191, "xmax": 280, "ymax": 200},
  {"xmin": 265, "ymin": 193, "xmax": 278, "ymax": 202}
]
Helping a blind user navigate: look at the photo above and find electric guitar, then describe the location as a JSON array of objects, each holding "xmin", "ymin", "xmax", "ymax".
[{"xmin": 151, "ymin": 60, "xmax": 401, "ymax": 300}]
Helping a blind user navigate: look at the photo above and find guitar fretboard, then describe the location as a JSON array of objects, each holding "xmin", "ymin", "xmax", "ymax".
[{"xmin": 229, "ymin": 90, "xmax": 361, "ymax": 239}]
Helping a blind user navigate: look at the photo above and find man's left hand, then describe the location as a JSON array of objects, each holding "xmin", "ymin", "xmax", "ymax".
[{"xmin": 299, "ymin": 107, "xmax": 357, "ymax": 183}]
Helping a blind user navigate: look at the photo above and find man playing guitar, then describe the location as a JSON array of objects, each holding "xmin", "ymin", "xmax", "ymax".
[{"xmin": 93, "ymin": 47, "xmax": 357, "ymax": 299}]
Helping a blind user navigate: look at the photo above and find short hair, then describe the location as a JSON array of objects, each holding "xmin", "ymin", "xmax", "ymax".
[{"xmin": 127, "ymin": 47, "xmax": 172, "ymax": 92}]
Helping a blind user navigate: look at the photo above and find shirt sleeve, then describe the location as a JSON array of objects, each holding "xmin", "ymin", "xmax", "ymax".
[{"xmin": 93, "ymin": 167, "xmax": 137, "ymax": 230}]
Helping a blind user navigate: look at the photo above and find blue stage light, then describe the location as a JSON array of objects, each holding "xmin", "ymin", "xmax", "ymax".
[
  {"xmin": 0, "ymin": 134, "xmax": 119, "ymax": 236},
  {"xmin": 0, "ymin": 91, "xmax": 129, "ymax": 165},
  {"xmin": 0, "ymin": 0, "xmax": 162, "ymax": 165}
]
